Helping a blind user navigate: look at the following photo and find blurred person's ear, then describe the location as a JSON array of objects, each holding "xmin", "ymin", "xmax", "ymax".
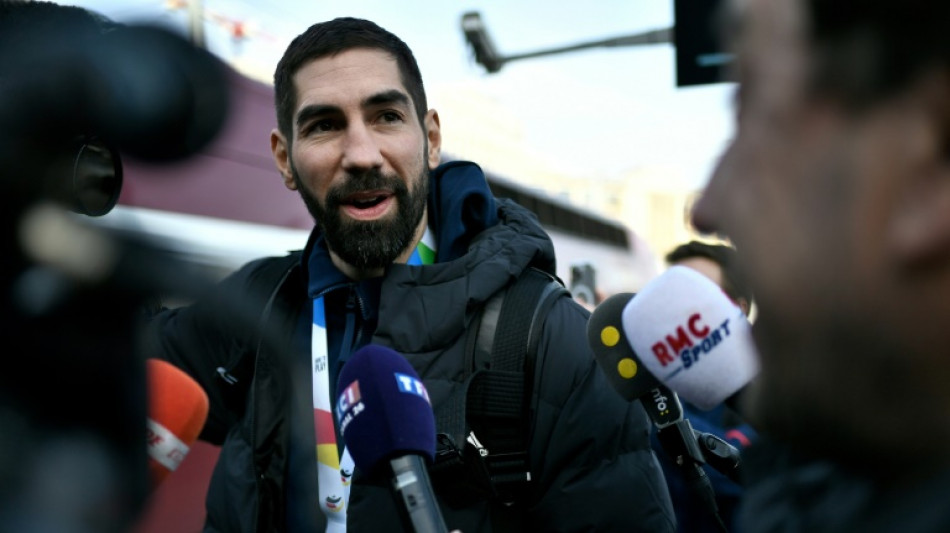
[
  {"xmin": 887, "ymin": 70, "xmax": 950, "ymax": 269},
  {"xmin": 737, "ymin": 296, "xmax": 751, "ymax": 316}
]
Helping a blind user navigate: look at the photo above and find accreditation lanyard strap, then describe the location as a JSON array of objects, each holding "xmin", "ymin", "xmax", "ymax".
[{"xmin": 311, "ymin": 228, "xmax": 435, "ymax": 531}]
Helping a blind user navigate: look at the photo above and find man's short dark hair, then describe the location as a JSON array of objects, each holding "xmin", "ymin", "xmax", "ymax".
[
  {"xmin": 273, "ymin": 17, "xmax": 428, "ymax": 142},
  {"xmin": 804, "ymin": 0, "xmax": 950, "ymax": 111},
  {"xmin": 666, "ymin": 240, "xmax": 753, "ymax": 306}
]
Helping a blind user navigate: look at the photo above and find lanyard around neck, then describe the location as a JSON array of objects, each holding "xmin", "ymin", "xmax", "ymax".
[{"xmin": 310, "ymin": 226, "xmax": 435, "ymax": 530}]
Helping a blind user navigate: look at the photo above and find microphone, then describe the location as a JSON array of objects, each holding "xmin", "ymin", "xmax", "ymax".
[
  {"xmin": 145, "ymin": 358, "xmax": 209, "ymax": 487},
  {"xmin": 588, "ymin": 288, "xmax": 745, "ymax": 480},
  {"xmin": 586, "ymin": 291, "xmax": 676, "ymax": 420},
  {"xmin": 588, "ymin": 290, "xmax": 737, "ymax": 532},
  {"xmin": 1, "ymin": 8, "xmax": 230, "ymax": 247},
  {"xmin": 336, "ymin": 344, "xmax": 448, "ymax": 533},
  {"xmin": 0, "ymin": 22, "xmax": 229, "ymax": 163},
  {"xmin": 622, "ymin": 265, "xmax": 759, "ymax": 411}
]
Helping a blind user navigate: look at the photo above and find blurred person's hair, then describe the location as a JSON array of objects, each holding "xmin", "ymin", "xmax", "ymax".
[
  {"xmin": 0, "ymin": 1, "xmax": 116, "ymax": 76},
  {"xmin": 666, "ymin": 240, "xmax": 753, "ymax": 307},
  {"xmin": 273, "ymin": 17, "xmax": 428, "ymax": 143},
  {"xmin": 0, "ymin": 0, "xmax": 114, "ymax": 39},
  {"xmin": 804, "ymin": 0, "xmax": 950, "ymax": 112}
]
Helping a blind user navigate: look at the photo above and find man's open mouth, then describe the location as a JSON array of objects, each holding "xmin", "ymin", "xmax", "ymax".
[
  {"xmin": 346, "ymin": 194, "xmax": 388, "ymax": 209},
  {"xmin": 339, "ymin": 190, "xmax": 395, "ymax": 219}
]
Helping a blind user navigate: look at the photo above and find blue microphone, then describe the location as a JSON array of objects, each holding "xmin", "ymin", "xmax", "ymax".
[{"xmin": 336, "ymin": 344, "xmax": 448, "ymax": 533}]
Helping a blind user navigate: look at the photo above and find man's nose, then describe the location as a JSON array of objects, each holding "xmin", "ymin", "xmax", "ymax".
[{"xmin": 341, "ymin": 122, "xmax": 384, "ymax": 171}]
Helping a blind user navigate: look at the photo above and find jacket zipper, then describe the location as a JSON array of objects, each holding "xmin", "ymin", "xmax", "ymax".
[{"xmin": 338, "ymin": 287, "xmax": 363, "ymax": 367}]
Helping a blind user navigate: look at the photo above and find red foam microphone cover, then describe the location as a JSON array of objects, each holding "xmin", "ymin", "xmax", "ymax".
[{"xmin": 145, "ymin": 358, "xmax": 209, "ymax": 487}]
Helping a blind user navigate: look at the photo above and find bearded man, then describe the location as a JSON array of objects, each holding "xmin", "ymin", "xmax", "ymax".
[{"xmin": 147, "ymin": 17, "xmax": 675, "ymax": 533}]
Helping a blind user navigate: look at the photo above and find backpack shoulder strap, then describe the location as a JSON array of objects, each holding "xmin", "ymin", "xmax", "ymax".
[
  {"xmin": 467, "ymin": 267, "xmax": 569, "ymax": 500},
  {"xmin": 430, "ymin": 267, "xmax": 568, "ymax": 521},
  {"xmin": 472, "ymin": 267, "xmax": 569, "ymax": 372}
]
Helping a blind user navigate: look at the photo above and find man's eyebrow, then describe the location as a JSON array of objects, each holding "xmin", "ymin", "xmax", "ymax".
[
  {"xmin": 294, "ymin": 90, "xmax": 411, "ymax": 129},
  {"xmin": 295, "ymin": 104, "xmax": 339, "ymax": 130},
  {"xmin": 363, "ymin": 89, "xmax": 411, "ymax": 109}
]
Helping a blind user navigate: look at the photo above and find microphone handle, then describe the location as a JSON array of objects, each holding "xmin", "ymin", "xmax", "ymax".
[
  {"xmin": 694, "ymin": 430, "xmax": 743, "ymax": 486},
  {"xmin": 657, "ymin": 420, "xmax": 730, "ymax": 533},
  {"xmin": 389, "ymin": 455, "xmax": 449, "ymax": 533},
  {"xmin": 683, "ymin": 462, "xmax": 729, "ymax": 533},
  {"xmin": 643, "ymin": 385, "xmax": 685, "ymax": 428}
]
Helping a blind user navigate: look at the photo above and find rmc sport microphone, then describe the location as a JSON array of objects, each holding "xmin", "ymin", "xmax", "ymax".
[
  {"xmin": 587, "ymin": 274, "xmax": 748, "ymax": 513},
  {"xmin": 620, "ymin": 265, "xmax": 759, "ymax": 412},
  {"xmin": 587, "ymin": 291, "xmax": 685, "ymax": 428}
]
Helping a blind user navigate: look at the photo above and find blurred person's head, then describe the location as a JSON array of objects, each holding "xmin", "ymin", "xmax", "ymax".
[
  {"xmin": 269, "ymin": 18, "xmax": 441, "ymax": 280},
  {"xmin": 666, "ymin": 240, "xmax": 752, "ymax": 315},
  {"xmin": 0, "ymin": 1, "xmax": 113, "ymax": 41},
  {"xmin": 692, "ymin": 0, "xmax": 950, "ymax": 475}
]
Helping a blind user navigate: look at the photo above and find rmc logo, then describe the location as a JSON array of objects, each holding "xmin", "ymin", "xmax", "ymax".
[{"xmin": 651, "ymin": 313, "xmax": 733, "ymax": 370}]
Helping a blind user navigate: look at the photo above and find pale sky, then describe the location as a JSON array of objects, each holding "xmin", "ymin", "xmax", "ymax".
[{"xmin": 61, "ymin": 0, "xmax": 737, "ymax": 191}]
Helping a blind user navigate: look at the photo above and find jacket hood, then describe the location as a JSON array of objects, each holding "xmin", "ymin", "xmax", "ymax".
[{"xmin": 428, "ymin": 160, "xmax": 498, "ymax": 263}]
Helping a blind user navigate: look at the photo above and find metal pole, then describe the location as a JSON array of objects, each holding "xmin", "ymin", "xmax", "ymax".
[
  {"xmin": 188, "ymin": 0, "xmax": 205, "ymax": 48},
  {"xmin": 503, "ymin": 28, "xmax": 673, "ymax": 63}
]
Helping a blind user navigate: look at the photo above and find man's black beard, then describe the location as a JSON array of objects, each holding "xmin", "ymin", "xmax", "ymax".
[{"xmin": 295, "ymin": 167, "xmax": 429, "ymax": 271}]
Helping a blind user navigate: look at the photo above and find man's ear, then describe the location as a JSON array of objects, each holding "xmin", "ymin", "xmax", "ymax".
[
  {"xmin": 887, "ymin": 71, "xmax": 950, "ymax": 269},
  {"xmin": 424, "ymin": 109, "xmax": 442, "ymax": 170},
  {"xmin": 270, "ymin": 129, "xmax": 296, "ymax": 191}
]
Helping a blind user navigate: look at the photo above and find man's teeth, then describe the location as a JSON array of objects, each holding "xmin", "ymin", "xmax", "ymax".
[{"xmin": 351, "ymin": 196, "xmax": 385, "ymax": 208}]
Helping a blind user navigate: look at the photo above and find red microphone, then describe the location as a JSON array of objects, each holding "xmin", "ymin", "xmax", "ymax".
[{"xmin": 145, "ymin": 358, "xmax": 209, "ymax": 487}]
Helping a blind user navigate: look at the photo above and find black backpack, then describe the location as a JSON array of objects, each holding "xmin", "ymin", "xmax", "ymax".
[{"xmin": 428, "ymin": 267, "xmax": 569, "ymax": 529}]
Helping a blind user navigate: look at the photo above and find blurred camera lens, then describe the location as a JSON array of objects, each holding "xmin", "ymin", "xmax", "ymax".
[{"xmin": 70, "ymin": 136, "xmax": 122, "ymax": 217}]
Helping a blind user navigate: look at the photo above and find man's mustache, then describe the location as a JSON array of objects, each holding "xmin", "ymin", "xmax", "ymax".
[{"xmin": 326, "ymin": 171, "xmax": 408, "ymax": 205}]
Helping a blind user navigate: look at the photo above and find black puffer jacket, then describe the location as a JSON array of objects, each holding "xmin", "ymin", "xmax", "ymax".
[{"xmin": 147, "ymin": 161, "xmax": 675, "ymax": 532}]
